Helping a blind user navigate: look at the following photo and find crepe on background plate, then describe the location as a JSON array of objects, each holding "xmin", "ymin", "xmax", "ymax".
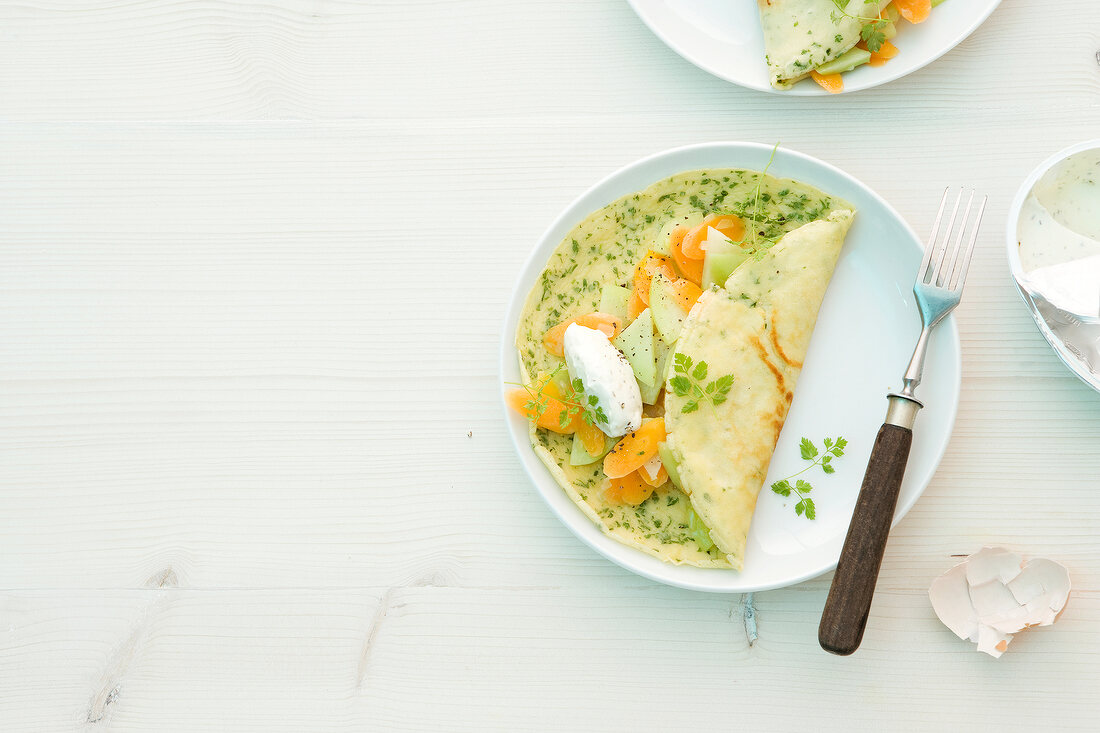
[{"xmin": 759, "ymin": 0, "xmax": 890, "ymax": 89}]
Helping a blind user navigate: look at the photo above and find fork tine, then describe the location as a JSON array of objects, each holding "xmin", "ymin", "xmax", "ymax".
[
  {"xmin": 919, "ymin": 188, "xmax": 950, "ymax": 283},
  {"xmin": 950, "ymin": 195, "xmax": 987, "ymax": 292},
  {"xmin": 940, "ymin": 190, "xmax": 975, "ymax": 288},
  {"xmin": 928, "ymin": 189, "xmax": 963, "ymax": 284}
]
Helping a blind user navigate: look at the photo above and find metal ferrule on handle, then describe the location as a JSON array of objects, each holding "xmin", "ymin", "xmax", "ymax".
[{"xmin": 884, "ymin": 393, "xmax": 922, "ymax": 430}]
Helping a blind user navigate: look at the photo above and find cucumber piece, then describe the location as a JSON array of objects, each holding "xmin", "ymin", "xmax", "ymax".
[
  {"xmin": 702, "ymin": 251, "xmax": 750, "ymax": 290},
  {"xmin": 615, "ymin": 308, "xmax": 656, "ymax": 387},
  {"xmin": 657, "ymin": 441, "xmax": 683, "ymax": 491},
  {"xmin": 701, "ymin": 227, "xmax": 750, "ymax": 289},
  {"xmin": 640, "ymin": 324, "xmax": 673, "ymax": 405},
  {"xmin": 649, "ymin": 272, "xmax": 687, "ymax": 343},
  {"xmin": 570, "ymin": 432, "xmax": 612, "ymax": 466},
  {"xmin": 654, "ymin": 334, "xmax": 674, "ymax": 389},
  {"xmin": 638, "ymin": 373, "xmax": 661, "ymax": 406},
  {"xmin": 637, "ymin": 335, "xmax": 672, "ymax": 405},
  {"xmin": 702, "ymin": 227, "xmax": 737, "ymax": 254},
  {"xmin": 881, "ymin": 20, "xmax": 897, "ymax": 41},
  {"xmin": 549, "ymin": 364, "xmax": 572, "ymax": 395},
  {"xmin": 688, "ymin": 508, "xmax": 716, "ymax": 552},
  {"xmin": 815, "ymin": 47, "xmax": 871, "ymax": 76},
  {"xmin": 598, "ymin": 284, "xmax": 631, "ymax": 321},
  {"xmin": 649, "ymin": 219, "xmax": 681, "ymax": 256},
  {"xmin": 883, "ymin": 4, "xmax": 901, "ymax": 21}
]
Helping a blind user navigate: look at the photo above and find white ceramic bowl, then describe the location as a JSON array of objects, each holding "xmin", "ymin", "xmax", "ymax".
[
  {"xmin": 1006, "ymin": 139, "xmax": 1100, "ymax": 392},
  {"xmin": 501, "ymin": 142, "xmax": 961, "ymax": 592}
]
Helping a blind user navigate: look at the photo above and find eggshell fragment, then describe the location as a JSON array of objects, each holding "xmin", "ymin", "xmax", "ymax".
[
  {"xmin": 928, "ymin": 547, "xmax": 1070, "ymax": 658},
  {"xmin": 928, "ymin": 563, "xmax": 978, "ymax": 641}
]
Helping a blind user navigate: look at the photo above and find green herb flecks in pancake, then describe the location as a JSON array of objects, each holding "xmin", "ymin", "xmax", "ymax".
[
  {"xmin": 758, "ymin": 0, "xmax": 890, "ymax": 89},
  {"xmin": 515, "ymin": 168, "xmax": 846, "ymax": 569}
]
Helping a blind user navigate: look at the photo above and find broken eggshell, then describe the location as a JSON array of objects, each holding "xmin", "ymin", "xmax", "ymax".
[{"xmin": 929, "ymin": 547, "xmax": 1070, "ymax": 658}]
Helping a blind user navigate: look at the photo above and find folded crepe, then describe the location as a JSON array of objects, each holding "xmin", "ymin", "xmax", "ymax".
[
  {"xmin": 758, "ymin": 0, "xmax": 890, "ymax": 89},
  {"xmin": 664, "ymin": 210, "xmax": 854, "ymax": 569}
]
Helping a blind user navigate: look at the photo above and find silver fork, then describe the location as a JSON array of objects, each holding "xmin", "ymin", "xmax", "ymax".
[{"xmin": 819, "ymin": 189, "xmax": 987, "ymax": 656}]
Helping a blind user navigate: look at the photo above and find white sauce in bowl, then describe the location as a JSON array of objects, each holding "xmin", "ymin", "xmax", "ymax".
[{"xmin": 1017, "ymin": 149, "xmax": 1100, "ymax": 319}]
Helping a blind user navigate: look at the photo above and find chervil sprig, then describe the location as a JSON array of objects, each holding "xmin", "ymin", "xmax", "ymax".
[
  {"xmin": 509, "ymin": 363, "xmax": 607, "ymax": 430},
  {"xmin": 718, "ymin": 141, "xmax": 783, "ymax": 259},
  {"xmin": 770, "ymin": 436, "xmax": 848, "ymax": 520},
  {"xmin": 829, "ymin": 0, "xmax": 890, "ymax": 53},
  {"xmin": 571, "ymin": 377, "xmax": 609, "ymax": 426},
  {"xmin": 770, "ymin": 478, "xmax": 816, "ymax": 520},
  {"xmin": 669, "ymin": 353, "xmax": 734, "ymax": 414}
]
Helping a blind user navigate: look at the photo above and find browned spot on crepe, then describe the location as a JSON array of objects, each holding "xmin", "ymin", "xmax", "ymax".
[
  {"xmin": 750, "ymin": 333, "xmax": 785, "ymax": 394},
  {"xmin": 750, "ymin": 333, "xmax": 797, "ymax": 447},
  {"xmin": 768, "ymin": 313, "xmax": 802, "ymax": 369}
]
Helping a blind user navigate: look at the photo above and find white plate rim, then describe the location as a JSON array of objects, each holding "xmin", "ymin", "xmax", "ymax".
[
  {"xmin": 625, "ymin": 0, "xmax": 1003, "ymax": 96},
  {"xmin": 499, "ymin": 141, "xmax": 961, "ymax": 592}
]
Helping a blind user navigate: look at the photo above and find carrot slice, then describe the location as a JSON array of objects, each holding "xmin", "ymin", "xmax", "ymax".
[
  {"xmin": 627, "ymin": 286, "xmax": 647, "ymax": 320},
  {"xmin": 711, "ymin": 214, "xmax": 746, "ymax": 244},
  {"xmin": 859, "ymin": 39, "xmax": 898, "ymax": 66},
  {"xmin": 603, "ymin": 417, "xmax": 666, "ymax": 479},
  {"xmin": 681, "ymin": 214, "xmax": 746, "ymax": 259},
  {"xmin": 505, "ymin": 387, "xmax": 581, "ymax": 434},
  {"xmin": 670, "ymin": 279, "xmax": 703, "ymax": 314},
  {"xmin": 810, "ymin": 70, "xmax": 844, "ymax": 94},
  {"xmin": 539, "ymin": 375, "xmax": 565, "ymax": 400},
  {"xmin": 633, "ymin": 252, "xmax": 676, "ymax": 307},
  {"xmin": 894, "ymin": 0, "xmax": 931, "ymax": 23},
  {"xmin": 638, "ymin": 462, "xmax": 668, "ymax": 488},
  {"xmin": 577, "ymin": 420, "xmax": 605, "ymax": 456},
  {"xmin": 873, "ymin": 40, "xmax": 899, "ymax": 60},
  {"xmin": 605, "ymin": 470, "xmax": 655, "ymax": 506},
  {"xmin": 542, "ymin": 312, "xmax": 624, "ymax": 357},
  {"xmin": 669, "ymin": 227, "xmax": 704, "ymax": 285}
]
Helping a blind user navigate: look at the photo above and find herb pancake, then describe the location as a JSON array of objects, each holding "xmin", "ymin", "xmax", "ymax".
[
  {"xmin": 515, "ymin": 169, "xmax": 845, "ymax": 568},
  {"xmin": 759, "ymin": 0, "xmax": 890, "ymax": 89}
]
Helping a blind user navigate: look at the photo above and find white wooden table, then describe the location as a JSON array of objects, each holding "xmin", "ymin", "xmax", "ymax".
[{"xmin": 1, "ymin": 2, "xmax": 1099, "ymax": 730}]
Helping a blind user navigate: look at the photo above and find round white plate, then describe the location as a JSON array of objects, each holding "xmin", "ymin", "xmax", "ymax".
[
  {"xmin": 626, "ymin": 0, "xmax": 1001, "ymax": 95},
  {"xmin": 501, "ymin": 142, "xmax": 961, "ymax": 592}
]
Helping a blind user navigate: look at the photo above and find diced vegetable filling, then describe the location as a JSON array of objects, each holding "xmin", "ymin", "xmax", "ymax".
[{"xmin": 810, "ymin": 0, "xmax": 938, "ymax": 94}]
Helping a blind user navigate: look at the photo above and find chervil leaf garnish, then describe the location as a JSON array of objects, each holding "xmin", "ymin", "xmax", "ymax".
[
  {"xmin": 574, "ymin": 383, "xmax": 608, "ymax": 427},
  {"xmin": 669, "ymin": 375, "xmax": 693, "ymax": 396},
  {"xmin": 800, "ymin": 437, "xmax": 818, "ymax": 460},
  {"xmin": 770, "ymin": 436, "xmax": 848, "ymax": 520},
  {"xmin": 671, "ymin": 354, "xmax": 735, "ymax": 414},
  {"xmin": 831, "ymin": 0, "xmax": 891, "ymax": 54},
  {"xmin": 709, "ymin": 375, "xmax": 735, "ymax": 406},
  {"xmin": 509, "ymin": 364, "xmax": 607, "ymax": 430}
]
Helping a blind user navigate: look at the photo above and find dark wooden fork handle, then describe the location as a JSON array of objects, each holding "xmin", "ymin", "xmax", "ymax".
[{"xmin": 818, "ymin": 422, "xmax": 913, "ymax": 656}]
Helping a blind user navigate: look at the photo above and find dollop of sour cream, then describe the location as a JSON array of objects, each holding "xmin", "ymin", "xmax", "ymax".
[
  {"xmin": 562, "ymin": 323, "xmax": 642, "ymax": 438},
  {"xmin": 1018, "ymin": 149, "xmax": 1100, "ymax": 319}
]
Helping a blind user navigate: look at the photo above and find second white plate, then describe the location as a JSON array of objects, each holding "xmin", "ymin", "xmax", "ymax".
[{"xmin": 626, "ymin": 0, "xmax": 1001, "ymax": 95}]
